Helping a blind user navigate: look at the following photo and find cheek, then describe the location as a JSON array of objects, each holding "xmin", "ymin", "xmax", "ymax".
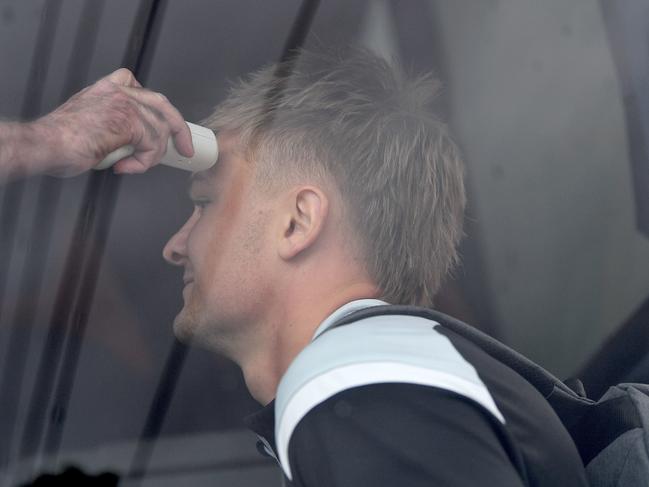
[
  {"xmin": 187, "ymin": 218, "xmax": 216, "ymax": 275},
  {"xmin": 188, "ymin": 210, "xmax": 240, "ymax": 290}
]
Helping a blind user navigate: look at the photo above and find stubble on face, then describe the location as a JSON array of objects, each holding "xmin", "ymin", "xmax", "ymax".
[
  {"xmin": 174, "ymin": 208, "xmax": 272, "ymax": 354},
  {"xmin": 172, "ymin": 153, "xmax": 275, "ymax": 358},
  {"xmin": 173, "ymin": 280, "xmax": 205, "ymax": 344}
]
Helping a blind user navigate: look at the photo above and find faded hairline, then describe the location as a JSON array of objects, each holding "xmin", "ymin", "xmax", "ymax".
[{"xmin": 200, "ymin": 47, "xmax": 466, "ymax": 306}]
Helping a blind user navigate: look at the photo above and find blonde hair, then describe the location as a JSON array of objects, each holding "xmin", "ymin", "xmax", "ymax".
[{"xmin": 203, "ymin": 48, "xmax": 466, "ymax": 306}]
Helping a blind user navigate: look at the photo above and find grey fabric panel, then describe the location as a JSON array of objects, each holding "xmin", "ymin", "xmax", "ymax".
[
  {"xmin": 586, "ymin": 384, "xmax": 649, "ymax": 487},
  {"xmin": 274, "ymin": 312, "xmax": 506, "ymax": 480},
  {"xmin": 587, "ymin": 429, "xmax": 647, "ymax": 487}
]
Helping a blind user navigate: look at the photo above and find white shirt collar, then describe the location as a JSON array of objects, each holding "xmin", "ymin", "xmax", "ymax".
[{"xmin": 311, "ymin": 299, "xmax": 389, "ymax": 340}]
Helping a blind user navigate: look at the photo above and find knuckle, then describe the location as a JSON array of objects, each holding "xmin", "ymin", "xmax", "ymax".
[
  {"xmin": 157, "ymin": 140, "xmax": 169, "ymax": 160},
  {"xmin": 147, "ymin": 121, "xmax": 161, "ymax": 141},
  {"xmin": 148, "ymin": 105, "xmax": 166, "ymax": 123},
  {"xmin": 116, "ymin": 68, "xmax": 135, "ymax": 82},
  {"xmin": 157, "ymin": 122, "xmax": 171, "ymax": 139},
  {"xmin": 140, "ymin": 153, "xmax": 156, "ymax": 169}
]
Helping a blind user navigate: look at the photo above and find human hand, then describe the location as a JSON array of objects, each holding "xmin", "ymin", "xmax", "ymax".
[{"xmin": 34, "ymin": 68, "xmax": 194, "ymax": 176}]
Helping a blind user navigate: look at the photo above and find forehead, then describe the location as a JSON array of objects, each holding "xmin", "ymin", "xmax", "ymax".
[{"xmin": 188, "ymin": 133, "xmax": 248, "ymax": 194}]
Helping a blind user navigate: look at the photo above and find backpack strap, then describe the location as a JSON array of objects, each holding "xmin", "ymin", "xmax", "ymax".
[
  {"xmin": 330, "ymin": 304, "xmax": 580, "ymax": 398},
  {"xmin": 576, "ymin": 392, "xmax": 643, "ymax": 465},
  {"xmin": 328, "ymin": 304, "xmax": 649, "ymax": 485}
]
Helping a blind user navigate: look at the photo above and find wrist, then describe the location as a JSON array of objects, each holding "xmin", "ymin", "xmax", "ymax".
[
  {"xmin": 0, "ymin": 121, "xmax": 34, "ymax": 179},
  {"xmin": 0, "ymin": 120, "xmax": 59, "ymax": 177},
  {"xmin": 27, "ymin": 117, "xmax": 65, "ymax": 171}
]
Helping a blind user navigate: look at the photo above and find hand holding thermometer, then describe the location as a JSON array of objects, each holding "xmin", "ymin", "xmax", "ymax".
[{"xmin": 96, "ymin": 122, "xmax": 218, "ymax": 172}]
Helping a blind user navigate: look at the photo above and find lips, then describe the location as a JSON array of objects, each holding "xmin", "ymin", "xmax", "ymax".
[{"xmin": 183, "ymin": 275, "xmax": 194, "ymax": 285}]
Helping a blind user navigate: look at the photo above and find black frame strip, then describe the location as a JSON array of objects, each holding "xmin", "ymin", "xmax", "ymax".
[
  {"xmin": 0, "ymin": 0, "xmax": 63, "ymax": 332},
  {"xmin": 598, "ymin": 0, "xmax": 649, "ymax": 238},
  {"xmin": 0, "ymin": 1, "xmax": 106, "ymax": 472},
  {"xmin": 17, "ymin": 0, "xmax": 168, "ymax": 477},
  {"xmin": 125, "ymin": 0, "xmax": 322, "ymax": 483},
  {"xmin": 42, "ymin": 0, "xmax": 170, "ymax": 465}
]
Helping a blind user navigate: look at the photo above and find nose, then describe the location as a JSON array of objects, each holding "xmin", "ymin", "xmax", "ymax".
[{"xmin": 163, "ymin": 210, "xmax": 197, "ymax": 266}]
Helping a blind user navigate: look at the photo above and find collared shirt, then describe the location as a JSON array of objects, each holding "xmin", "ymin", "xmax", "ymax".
[{"xmin": 245, "ymin": 300, "xmax": 588, "ymax": 487}]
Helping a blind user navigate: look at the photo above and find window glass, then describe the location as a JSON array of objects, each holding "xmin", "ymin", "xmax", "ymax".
[{"xmin": 0, "ymin": 1, "xmax": 647, "ymax": 485}]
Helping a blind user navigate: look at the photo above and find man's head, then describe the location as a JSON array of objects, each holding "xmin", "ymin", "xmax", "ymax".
[
  {"xmin": 163, "ymin": 47, "xmax": 465, "ymax": 359},
  {"xmin": 206, "ymin": 48, "xmax": 465, "ymax": 302}
]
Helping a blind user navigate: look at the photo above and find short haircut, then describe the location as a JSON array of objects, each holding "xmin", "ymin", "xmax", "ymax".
[{"xmin": 203, "ymin": 47, "xmax": 466, "ymax": 306}]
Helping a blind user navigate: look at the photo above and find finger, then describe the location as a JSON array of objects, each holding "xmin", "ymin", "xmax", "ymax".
[
  {"xmin": 118, "ymin": 86, "xmax": 193, "ymax": 157},
  {"xmin": 112, "ymin": 155, "xmax": 163, "ymax": 174},
  {"xmin": 104, "ymin": 68, "xmax": 142, "ymax": 88},
  {"xmin": 112, "ymin": 156, "xmax": 146, "ymax": 174},
  {"xmin": 121, "ymin": 87, "xmax": 193, "ymax": 156},
  {"xmin": 170, "ymin": 122, "xmax": 194, "ymax": 159},
  {"xmin": 118, "ymin": 105, "xmax": 169, "ymax": 173}
]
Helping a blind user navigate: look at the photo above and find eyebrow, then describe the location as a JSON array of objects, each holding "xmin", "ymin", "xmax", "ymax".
[
  {"xmin": 187, "ymin": 178, "xmax": 209, "ymax": 198},
  {"xmin": 189, "ymin": 143, "xmax": 224, "ymax": 183},
  {"xmin": 186, "ymin": 158, "xmax": 220, "ymax": 197},
  {"xmin": 189, "ymin": 169, "xmax": 214, "ymax": 184}
]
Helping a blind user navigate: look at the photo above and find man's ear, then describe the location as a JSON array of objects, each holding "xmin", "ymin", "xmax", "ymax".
[{"xmin": 278, "ymin": 186, "xmax": 329, "ymax": 261}]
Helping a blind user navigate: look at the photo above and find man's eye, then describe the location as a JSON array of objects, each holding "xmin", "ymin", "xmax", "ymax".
[{"xmin": 193, "ymin": 200, "xmax": 211, "ymax": 209}]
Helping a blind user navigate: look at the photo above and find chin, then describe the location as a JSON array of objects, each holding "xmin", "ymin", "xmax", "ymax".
[
  {"xmin": 173, "ymin": 306, "xmax": 223, "ymax": 353},
  {"xmin": 172, "ymin": 301, "xmax": 240, "ymax": 357},
  {"xmin": 172, "ymin": 308, "xmax": 200, "ymax": 344}
]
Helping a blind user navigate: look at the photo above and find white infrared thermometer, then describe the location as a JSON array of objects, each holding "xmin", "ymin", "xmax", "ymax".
[{"xmin": 96, "ymin": 122, "xmax": 218, "ymax": 172}]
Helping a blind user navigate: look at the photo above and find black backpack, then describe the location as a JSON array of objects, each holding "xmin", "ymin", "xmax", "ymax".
[{"xmin": 331, "ymin": 304, "xmax": 649, "ymax": 487}]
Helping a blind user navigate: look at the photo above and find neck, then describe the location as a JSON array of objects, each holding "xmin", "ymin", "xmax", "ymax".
[{"xmin": 238, "ymin": 280, "xmax": 379, "ymax": 405}]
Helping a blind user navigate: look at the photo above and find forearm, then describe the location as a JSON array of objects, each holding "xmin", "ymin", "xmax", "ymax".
[
  {"xmin": 0, "ymin": 120, "xmax": 60, "ymax": 181},
  {"xmin": 0, "ymin": 68, "xmax": 193, "ymax": 182}
]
